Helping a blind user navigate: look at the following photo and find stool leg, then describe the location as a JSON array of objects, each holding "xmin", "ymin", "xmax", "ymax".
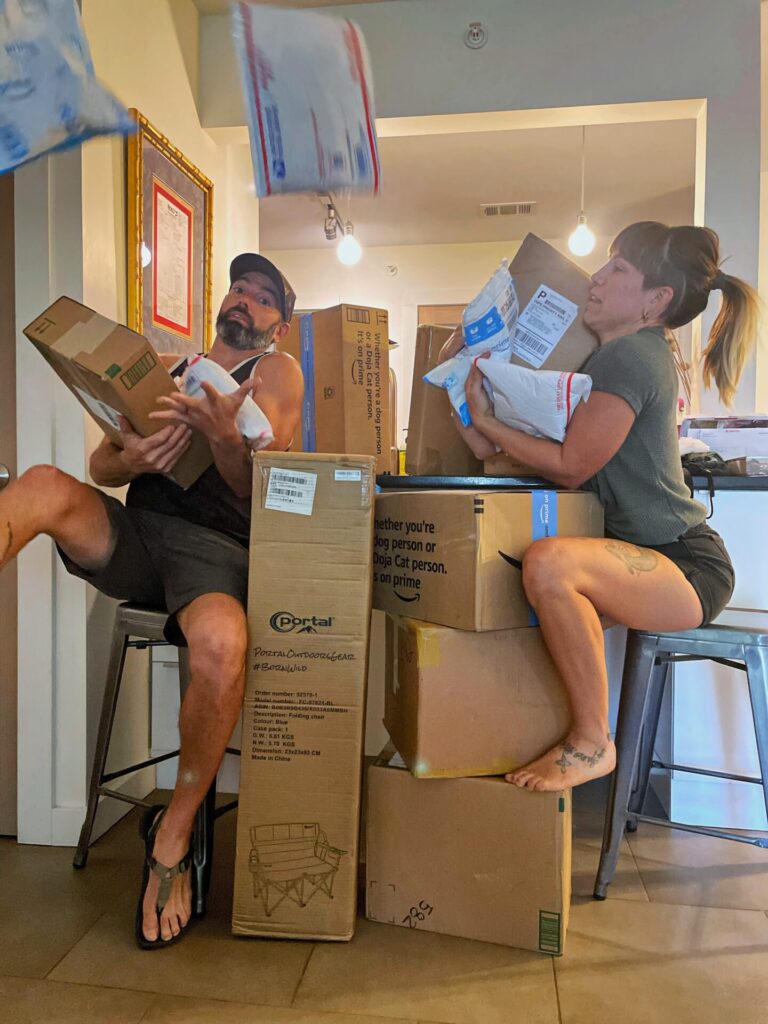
[
  {"xmin": 593, "ymin": 633, "xmax": 656, "ymax": 899},
  {"xmin": 176, "ymin": 647, "xmax": 215, "ymax": 916},
  {"xmin": 192, "ymin": 782, "xmax": 217, "ymax": 917},
  {"xmin": 73, "ymin": 624, "xmax": 129, "ymax": 869},
  {"xmin": 626, "ymin": 658, "xmax": 669, "ymax": 827},
  {"xmin": 744, "ymin": 646, "xmax": 768, "ymax": 827}
]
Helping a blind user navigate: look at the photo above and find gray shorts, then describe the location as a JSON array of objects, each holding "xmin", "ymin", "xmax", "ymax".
[
  {"xmin": 57, "ymin": 490, "xmax": 248, "ymax": 645},
  {"xmin": 646, "ymin": 523, "xmax": 735, "ymax": 626}
]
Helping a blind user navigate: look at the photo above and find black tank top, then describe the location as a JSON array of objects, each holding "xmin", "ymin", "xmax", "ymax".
[{"xmin": 126, "ymin": 350, "xmax": 274, "ymax": 547}]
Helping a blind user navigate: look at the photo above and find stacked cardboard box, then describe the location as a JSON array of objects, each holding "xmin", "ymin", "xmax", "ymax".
[
  {"xmin": 365, "ymin": 487, "xmax": 603, "ymax": 954},
  {"xmin": 232, "ymin": 451, "xmax": 376, "ymax": 941},
  {"xmin": 279, "ymin": 304, "xmax": 392, "ymax": 473}
]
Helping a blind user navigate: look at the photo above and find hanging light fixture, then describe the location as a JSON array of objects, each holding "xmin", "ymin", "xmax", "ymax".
[
  {"xmin": 319, "ymin": 193, "xmax": 363, "ymax": 265},
  {"xmin": 337, "ymin": 222, "xmax": 362, "ymax": 266},
  {"xmin": 568, "ymin": 126, "xmax": 595, "ymax": 257}
]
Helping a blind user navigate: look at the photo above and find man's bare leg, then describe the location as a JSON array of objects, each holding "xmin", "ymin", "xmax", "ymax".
[
  {"xmin": 140, "ymin": 593, "xmax": 247, "ymax": 944},
  {"xmin": 0, "ymin": 465, "xmax": 115, "ymax": 570}
]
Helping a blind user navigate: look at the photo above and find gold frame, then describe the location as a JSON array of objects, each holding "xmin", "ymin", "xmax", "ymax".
[{"xmin": 126, "ymin": 109, "xmax": 214, "ymax": 351}]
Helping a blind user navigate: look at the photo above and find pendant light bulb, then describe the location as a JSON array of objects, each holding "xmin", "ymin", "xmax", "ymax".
[
  {"xmin": 568, "ymin": 214, "xmax": 596, "ymax": 257},
  {"xmin": 337, "ymin": 222, "xmax": 362, "ymax": 266},
  {"xmin": 568, "ymin": 126, "xmax": 595, "ymax": 256}
]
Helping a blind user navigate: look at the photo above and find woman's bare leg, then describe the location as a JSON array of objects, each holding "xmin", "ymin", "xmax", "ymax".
[{"xmin": 507, "ymin": 536, "xmax": 704, "ymax": 791}]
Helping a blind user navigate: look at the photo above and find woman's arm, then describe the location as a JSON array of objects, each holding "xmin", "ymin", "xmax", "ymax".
[{"xmin": 465, "ymin": 363, "xmax": 636, "ymax": 487}]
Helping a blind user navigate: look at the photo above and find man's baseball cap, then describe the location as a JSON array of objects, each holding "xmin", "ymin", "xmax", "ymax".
[{"xmin": 229, "ymin": 253, "xmax": 296, "ymax": 322}]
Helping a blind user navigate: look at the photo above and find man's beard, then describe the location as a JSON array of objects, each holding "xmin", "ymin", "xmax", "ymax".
[{"xmin": 216, "ymin": 311, "xmax": 279, "ymax": 353}]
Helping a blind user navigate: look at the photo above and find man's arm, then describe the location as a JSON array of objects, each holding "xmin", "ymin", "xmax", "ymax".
[{"xmin": 250, "ymin": 352, "xmax": 304, "ymax": 451}]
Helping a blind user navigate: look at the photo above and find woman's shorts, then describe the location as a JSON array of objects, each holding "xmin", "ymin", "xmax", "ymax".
[
  {"xmin": 56, "ymin": 491, "xmax": 249, "ymax": 645},
  {"xmin": 646, "ymin": 522, "xmax": 735, "ymax": 626}
]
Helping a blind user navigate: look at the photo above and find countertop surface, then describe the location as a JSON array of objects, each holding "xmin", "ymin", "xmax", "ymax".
[{"xmin": 376, "ymin": 474, "xmax": 768, "ymax": 491}]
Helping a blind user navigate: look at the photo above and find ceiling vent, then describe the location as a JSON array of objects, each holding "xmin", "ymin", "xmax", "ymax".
[{"xmin": 481, "ymin": 201, "xmax": 537, "ymax": 217}]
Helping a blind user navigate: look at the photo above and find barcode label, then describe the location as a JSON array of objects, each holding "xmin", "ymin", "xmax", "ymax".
[
  {"xmin": 514, "ymin": 328, "xmax": 550, "ymax": 357},
  {"xmin": 538, "ymin": 910, "xmax": 562, "ymax": 954},
  {"xmin": 265, "ymin": 468, "xmax": 317, "ymax": 516},
  {"xmin": 121, "ymin": 351, "xmax": 156, "ymax": 390},
  {"xmin": 513, "ymin": 284, "xmax": 578, "ymax": 368},
  {"xmin": 345, "ymin": 307, "xmax": 371, "ymax": 324},
  {"xmin": 335, "ymin": 469, "xmax": 362, "ymax": 481}
]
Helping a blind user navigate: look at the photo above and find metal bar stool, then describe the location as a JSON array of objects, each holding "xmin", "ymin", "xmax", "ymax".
[
  {"xmin": 72, "ymin": 602, "xmax": 240, "ymax": 916},
  {"xmin": 594, "ymin": 616, "xmax": 768, "ymax": 900}
]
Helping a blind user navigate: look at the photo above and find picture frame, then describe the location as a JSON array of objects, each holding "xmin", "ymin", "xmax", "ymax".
[{"xmin": 126, "ymin": 110, "xmax": 214, "ymax": 355}]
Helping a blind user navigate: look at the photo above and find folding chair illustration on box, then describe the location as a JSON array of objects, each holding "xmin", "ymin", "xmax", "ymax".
[{"xmin": 249, "ymin": 823, "xmax": 347, "ymax": 916}]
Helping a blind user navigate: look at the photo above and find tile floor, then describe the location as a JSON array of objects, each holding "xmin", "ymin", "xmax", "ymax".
[{"xmin": 3, "ymin": 779, "xmax": 768, "ymax": 1023}]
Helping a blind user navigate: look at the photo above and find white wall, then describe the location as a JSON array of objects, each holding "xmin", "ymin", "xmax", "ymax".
[{"xmin": 203, "ymin": 0, "xmax": 762, "ymax": 414}]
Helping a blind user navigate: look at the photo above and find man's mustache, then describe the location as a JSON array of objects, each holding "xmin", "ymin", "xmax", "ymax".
[{"xmin": 225, "ymin": 306, "xmax": 253, "ymax": 327}]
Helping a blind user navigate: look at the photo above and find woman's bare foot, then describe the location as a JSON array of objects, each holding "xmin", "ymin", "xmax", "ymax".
[
  {"xmin": 141, "ymin": 822, "xmax": 193, "ymax": 944},
  {"xmin": 505, "ymin": 733, "xmax": 616, "ymax": 791}
]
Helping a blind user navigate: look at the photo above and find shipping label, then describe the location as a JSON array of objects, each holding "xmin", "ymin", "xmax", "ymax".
[
  {"xmin": 72, "ymin": 386, "xmax": 123, "ymax": 432},
  {"xmin": 513, "ymin": 285, "xmax": 578, "ymax": 368},
  {"xmin": 265, "ymin": 468, "xmax": 317, "ymax": 516}
]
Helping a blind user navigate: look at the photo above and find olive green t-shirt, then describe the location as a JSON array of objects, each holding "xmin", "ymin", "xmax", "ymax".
[{"xmin": 579, "ymin": 327, "xmax": 706, "ymax": 545}]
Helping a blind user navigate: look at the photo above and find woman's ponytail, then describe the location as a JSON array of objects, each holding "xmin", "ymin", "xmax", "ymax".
[{"xmin": 701, "ymin": 273, "xmax": 760, "ymax": 407}]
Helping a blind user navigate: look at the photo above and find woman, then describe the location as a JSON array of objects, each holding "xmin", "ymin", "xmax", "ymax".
[{"xmin": 452, "ymin": 222, "xmax": 758, "ymax": 791}]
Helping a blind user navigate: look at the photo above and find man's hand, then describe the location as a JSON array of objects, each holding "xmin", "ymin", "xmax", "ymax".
[
  {"xmin": 118, "ymin": 417, "xmax": 192, "ymax": 476},
  {"xmin": 149, "ymin": 379, "xmax": 253, "ymax": 446}
]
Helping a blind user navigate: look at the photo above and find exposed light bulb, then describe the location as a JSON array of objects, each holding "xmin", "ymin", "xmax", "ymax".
[
  {"xmin": 337, "ymin": 223, "xmax": 362, "ymax": 266},
  {"xmin": 568, "ymin": 215, "xmax": 595, "ymax": 257}
]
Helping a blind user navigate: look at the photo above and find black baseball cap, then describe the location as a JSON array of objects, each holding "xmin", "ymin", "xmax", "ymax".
[{"xmin": 229, "ymin": 253, "xmax": 296, "ymax": 322}]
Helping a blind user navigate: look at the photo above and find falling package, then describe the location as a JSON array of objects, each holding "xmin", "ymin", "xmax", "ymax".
[
  {"xmin": 181, "ymin": 356, "xmax": 274, "ymax": 448},
  {"xmin": 233, "ymin": 2, "xmax": 380, "ymax": 196},
  {"xmin": 0, "ymin": 0, "xmax": 134, "ymax": 175},
  {"xmin": 475, "ymin": 360, "xmax": 592, "ymax": 443},
  {"xmin": 423, "ymin": 261, "xmax": 518, "ymax": 426}
]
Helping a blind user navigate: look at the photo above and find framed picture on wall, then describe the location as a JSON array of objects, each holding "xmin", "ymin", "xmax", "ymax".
[{"xmin": 126, "ymin": 110, "xmax": 213, "ymax": 355}]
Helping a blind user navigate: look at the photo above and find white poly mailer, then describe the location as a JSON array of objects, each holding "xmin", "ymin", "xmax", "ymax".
[{"xmin": 233, "ymin": 2, "xmax": 380, "ymax": 196}]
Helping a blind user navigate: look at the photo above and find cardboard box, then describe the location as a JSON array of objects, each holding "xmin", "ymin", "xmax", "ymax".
[
  {"xmin": 483, "ymin": 234, "xmax": 600, "ymax": 476},
  {"xmin": 385, "ymin": 616, "xmax": 569, "ymax": 778},
  {"xmin": 366, "ymin": 753, "xmax": 571, "ymax": 954},
  {"xmin": 373, "ymin": 489, "xmax": 603, "ymax": 631},
  {"xmin": 508, "ymin": 233, "xmax": 598, "ymax": 372},
  {"xmin": 405, "ymin": 324, "xmax": 483, "ymax": 477},
  {"xmin": 279, "ymin": 305, "xmax": 392, "ymax": 473},
  {"xmin": 233, "ymin": 451, "xmax": 376, "ymax": 940},
  {"xmin": 24, "ymin": 296, "xmax": 211, "ymax": 488}
]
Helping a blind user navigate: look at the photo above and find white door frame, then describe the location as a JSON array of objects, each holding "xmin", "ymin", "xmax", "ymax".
[{"xmin": 14, "ymin": 151, "xmax": 89, "ymax": 845}]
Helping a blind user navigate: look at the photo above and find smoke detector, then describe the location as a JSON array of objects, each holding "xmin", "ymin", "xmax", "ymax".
[{"xmin": 481, "ymin": 201, "xmax": 537, "ymax": 217}]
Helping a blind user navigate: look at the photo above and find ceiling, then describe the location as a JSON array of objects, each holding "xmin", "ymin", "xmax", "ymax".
[
  {"xmin": 258, "ymin": 119, "xmax": 696, "ymax": 250},
  {"xmin": 192, "ymin": 0, "xmax": 389, "ymax": 12}
]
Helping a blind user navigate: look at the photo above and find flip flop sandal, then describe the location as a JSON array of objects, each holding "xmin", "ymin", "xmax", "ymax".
[{"xmin": 135, "ymin": 804, "xmax": 194, "ymax": 951}]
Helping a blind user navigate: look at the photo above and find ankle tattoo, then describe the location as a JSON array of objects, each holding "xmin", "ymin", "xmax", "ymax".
[{"xmin": 555, "ymin": 741, "xmax": 606, "ymax": 775}]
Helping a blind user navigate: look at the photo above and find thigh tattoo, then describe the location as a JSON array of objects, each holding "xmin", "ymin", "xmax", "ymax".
[{"xmin": 605, "ymin": 541, "xmax": 658, "ymax": 576}]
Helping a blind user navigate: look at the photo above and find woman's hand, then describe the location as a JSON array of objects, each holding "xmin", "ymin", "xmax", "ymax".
[
  {"xmin": 465, "ymin": 360, "xmax": 494, "ymax": 429},
  {"xmin": 149, "ymin": 379, "xmax": 252, "ymax": 446}
]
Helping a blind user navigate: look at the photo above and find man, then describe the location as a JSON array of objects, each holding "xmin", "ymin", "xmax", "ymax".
[{"xmin": 0, "ymin": 254, "xmax": 304, "ymax": 949}]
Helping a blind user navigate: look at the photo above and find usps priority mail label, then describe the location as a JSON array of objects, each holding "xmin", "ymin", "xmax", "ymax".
[
  {"xmin": 513, "ymin": 285, "xmax": 579, "ymax": 368},
  {"xmin": 265, "ymin": 468, "xmax": 317, "ymax": 516}
]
